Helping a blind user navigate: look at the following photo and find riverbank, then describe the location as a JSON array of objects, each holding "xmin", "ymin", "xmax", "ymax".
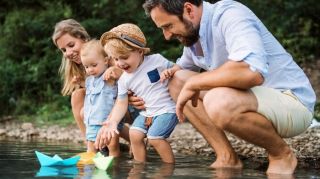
[{"xmin": 0, "ymin": 119, "xmax": 319, "ymax": 168}]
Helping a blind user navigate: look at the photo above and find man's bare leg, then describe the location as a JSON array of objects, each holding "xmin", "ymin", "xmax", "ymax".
[
  {"xmin": 203, "ymin": 87, "xmax": 297, "ymax": 174},
  {"xmin": 169, "ymin": 70, "xmax": 242, "ymax": 168},
  {"xmin": 71, "ymin": 88, "xmax": 86, "ymax": 137}
]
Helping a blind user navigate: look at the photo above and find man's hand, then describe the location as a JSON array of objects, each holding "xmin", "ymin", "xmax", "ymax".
[
  {"xmin": 94, "ymin": 120, "xmax": 119, "ymax": 150},
  {"xmin": 176, "ymin": 82, "xmax": 200, "ymax": 122},
  {"xmin": 128, "ymin": 90, "xmax": 145, "ymax": 110}
]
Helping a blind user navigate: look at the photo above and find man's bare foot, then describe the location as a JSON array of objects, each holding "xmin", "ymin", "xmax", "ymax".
[
  {"xmin": 209, "ymin": 157, "xmax": 243, "ymax": 169},
  {"xmin": 267, "ymin": 150, "xmax": 297, "ymax": 174}
]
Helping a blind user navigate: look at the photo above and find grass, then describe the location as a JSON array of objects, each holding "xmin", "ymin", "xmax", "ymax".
[{"xmin": 17, "ymin": 102, "xmax": 76, "ymax": 127}]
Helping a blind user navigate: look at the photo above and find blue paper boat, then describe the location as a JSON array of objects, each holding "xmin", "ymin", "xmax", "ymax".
[{"xmin": 35, "ymin": 151, "xmax": 80, "ymax": 167}]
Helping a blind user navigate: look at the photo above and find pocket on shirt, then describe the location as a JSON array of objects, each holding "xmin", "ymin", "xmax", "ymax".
[{"xmin": 147, "ymin": 68, "xmax": 160, "ymax": 83}]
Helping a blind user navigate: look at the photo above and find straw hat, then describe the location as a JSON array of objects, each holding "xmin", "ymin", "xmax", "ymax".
[{"xmin": 100, "ymin": 23, "xmax": 150, "ymax": 53}]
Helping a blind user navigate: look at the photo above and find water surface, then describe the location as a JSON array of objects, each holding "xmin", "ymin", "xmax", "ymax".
[{"xmin": 0, "ymin": 139, "xmax": 318, "ymax": 178}]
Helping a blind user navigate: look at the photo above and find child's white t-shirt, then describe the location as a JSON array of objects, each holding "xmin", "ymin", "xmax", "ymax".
[{"xmin": 118, "ymin": 53, "xmax": 176, "ymax": 117}]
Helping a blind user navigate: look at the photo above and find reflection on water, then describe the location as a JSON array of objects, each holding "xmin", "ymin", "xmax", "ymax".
[
  {"xmin": 36, "ymin": 166, "xmax": 79, "ymax": 177},
  {"xmin": 0, "ymin": 139, "xmax": 319, "ymax": 179}
]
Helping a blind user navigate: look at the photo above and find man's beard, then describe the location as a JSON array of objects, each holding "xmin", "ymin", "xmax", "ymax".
[{"xmin": 173, "ymin": 18, "xmax": 200, "ymax": 47}]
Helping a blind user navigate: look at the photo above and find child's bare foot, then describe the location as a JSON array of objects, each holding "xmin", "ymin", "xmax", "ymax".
[{"xmin": 267, "ymin": 150, "xmax": 297, "ymax": 174}]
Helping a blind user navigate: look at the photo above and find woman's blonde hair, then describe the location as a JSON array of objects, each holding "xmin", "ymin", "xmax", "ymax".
[{"xmin": 52, "ymin": 19, "xmax": 90, "ymax": 96}]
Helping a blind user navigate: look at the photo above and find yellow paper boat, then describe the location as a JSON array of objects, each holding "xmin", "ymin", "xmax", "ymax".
[
  {"xmin": 76, "ymin": 152, "xmax": 96, "ymax": 165},
  {"xmin": 93, "ymin": 152, "xmax": 114, "ymax": 170}
]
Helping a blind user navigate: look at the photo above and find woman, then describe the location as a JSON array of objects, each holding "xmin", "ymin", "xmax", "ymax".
[{"xmin": 52, "ymin": 19, "xmax": 131, "ymax": 143}]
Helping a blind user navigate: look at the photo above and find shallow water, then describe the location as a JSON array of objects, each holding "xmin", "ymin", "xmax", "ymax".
[{"xmin": 0, "ymin": 139, "xmax": 318, "ymax": 179}]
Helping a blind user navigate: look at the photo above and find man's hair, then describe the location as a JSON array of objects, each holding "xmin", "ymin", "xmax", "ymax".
[{"xmin": 143, "ymin": 0, "xmax": 203, "ymax": 20}]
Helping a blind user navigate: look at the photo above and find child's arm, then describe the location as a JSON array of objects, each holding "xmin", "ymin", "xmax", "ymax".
[
  {"xmin": 95, "ymin": 96, "xmax": 128, "ymax": 150},
  {"xmin": 104, "ymin": 66, "xmax": 123, "ymax": 85},
  {"xmin": 160, "ymin": 64, "xmax": 182, "ymax": 82}
]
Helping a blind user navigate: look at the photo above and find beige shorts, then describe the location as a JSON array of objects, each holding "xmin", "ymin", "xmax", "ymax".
[{"xmin": 251, "ymin": 86, "xmax": 313, "ymax": 138}]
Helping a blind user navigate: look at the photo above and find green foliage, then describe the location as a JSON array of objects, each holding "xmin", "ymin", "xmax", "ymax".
[
  {"xmin": 0, "ymin": 0, "xmax": 319, "ymax": 121},
  {"xmin": 240, "ymin": 0, "xmax": 320, "ymax": 63}
]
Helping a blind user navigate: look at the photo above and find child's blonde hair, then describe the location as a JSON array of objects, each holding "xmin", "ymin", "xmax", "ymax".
[
  {"xmin": 103, "ymin": 38, "xmax": 138, "ymax": 59},
  {"xmin": 81, "ymin": 39, "xmax": 108, "ymax": 60},
  {"xmin": 52, "ymin": 19, "xmax": 90, "ymax": 96}
]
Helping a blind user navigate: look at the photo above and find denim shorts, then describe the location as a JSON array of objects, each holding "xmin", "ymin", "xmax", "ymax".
[
  {"xmin": 86, "ymin": 121, "xmax": 124, "ymax": 141},
  {"xmin": 130, "ymin": 113, "xmax": 178, "ymax": 139},
  {"xmin": 128, "ymin": 105, "xmax": 140, "ymax": 120}
]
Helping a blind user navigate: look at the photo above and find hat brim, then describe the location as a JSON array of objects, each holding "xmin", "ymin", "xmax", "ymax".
[{"xmin": 100, "ymin": 32, "xmax": 150, "ymax": 54}]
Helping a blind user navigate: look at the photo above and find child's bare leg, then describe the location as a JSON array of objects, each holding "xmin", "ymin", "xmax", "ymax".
[
  {"xmin": 130, "ymin": 129, "xmax": 146, "ymax": 162},
  {"xmin": 119, "ymin": 124, "xmax": 130, "ymax": 142},
  {"xmin": 108, "ymin": 134, "xmax": 120, "ymax": 157},
  {"xmin": 149, "ymin": 139, "xmax": 174, "ymax": 163},
  {"xmin": 87, "ymin": 141, "xmax": 97, "ymax": 153}
]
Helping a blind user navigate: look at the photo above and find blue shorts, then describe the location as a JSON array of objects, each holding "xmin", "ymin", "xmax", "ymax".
[
  {"xmin": 130, "ymin": 113, "xmax": 178, "ymax": 139},
  {"xmin": 86, "ymin": 121, "xmax": 124, "ymax": 141}
]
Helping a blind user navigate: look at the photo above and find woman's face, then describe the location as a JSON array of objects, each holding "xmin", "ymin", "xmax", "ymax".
[{"xmin": 56, "ymin": 33, "xmax": 85, "ymax": 64}]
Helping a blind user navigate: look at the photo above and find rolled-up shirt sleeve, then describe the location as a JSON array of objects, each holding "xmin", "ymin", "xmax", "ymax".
[
  {"xmin": 176, "ymin": 47, "xmax": 202, "ymax": 72},
  {"xmin": 221, "ymin": 7, "xmax": 269, "ymax": 77}
]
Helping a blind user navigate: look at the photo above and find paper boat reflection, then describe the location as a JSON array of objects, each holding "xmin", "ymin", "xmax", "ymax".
[
  {"xmin": 35, "ymin": 151, "xmax": 80, "ymax": 167},
  {"xmin": 36, "ymin": 166, "xmax": 79, "ymax": 177}
]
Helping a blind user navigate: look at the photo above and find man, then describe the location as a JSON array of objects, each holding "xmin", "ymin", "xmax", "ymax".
[{"xmin": 142, "ymin": 0, "xmax": 315, "ymax": 175}]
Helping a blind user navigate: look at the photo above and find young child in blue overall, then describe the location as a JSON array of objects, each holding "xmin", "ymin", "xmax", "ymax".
[
  {"xmin": 80, "ymin": 39, "xmax": 124, "ymax": 156},
  {"xmin": 97, "ymin": 23, "xmax": 181, "ymax": 163}
]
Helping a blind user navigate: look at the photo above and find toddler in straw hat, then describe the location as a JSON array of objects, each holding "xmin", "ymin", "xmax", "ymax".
[
  {"xmin": 96, "ymin": 23, "xmax": 181, "ymax": 163},
  {"xmin": 80, "ymin": 39, "xmax": 125, "ymax": 156}
]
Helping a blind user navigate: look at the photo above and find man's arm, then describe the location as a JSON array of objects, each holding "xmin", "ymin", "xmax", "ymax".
[
  {"xmin": 175, "ymin": 60, "xmax": 263, "ymax": 121},
  {"xmin": 187, "ymin": 60, "xmax": 263, "ymax": 91}
]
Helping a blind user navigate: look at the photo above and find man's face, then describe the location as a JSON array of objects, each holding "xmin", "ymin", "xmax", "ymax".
[{"xmin": 150, "ymin": 6, "xmax": 199, "ymax": 47}]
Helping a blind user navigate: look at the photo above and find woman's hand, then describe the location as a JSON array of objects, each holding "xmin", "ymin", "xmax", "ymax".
[
  {"xmin": 71, "ymin": 75, "xmax": 85, "ymax": 88},
  {"xmin": 128, "ymin": 90, "xmax": 145, "ymax": 110},
  {"xmin": 71, "ymin": 75, "xmax": 81, "ymax": 84}
]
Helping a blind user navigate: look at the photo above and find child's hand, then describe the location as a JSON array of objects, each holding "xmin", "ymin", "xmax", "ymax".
[
  {"xmin": 104, "ymin": 67, "xmax": 123, "ymax": 81},
  {"xmin": 160, "ymin": 68, "xmax": 174, "ymax": 82},
  {"xmin": 94, "ymin": 120, "xmax": 119, "ymax": 150}
]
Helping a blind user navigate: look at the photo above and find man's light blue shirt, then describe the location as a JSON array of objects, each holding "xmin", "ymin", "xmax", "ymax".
[
  {"xmin": 177, "ymin": 0, "xmax": 316, "ymax": 112},
  {"xmin": 84, "ymin": 73, "xmax": 117, "ymax": 125}
]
